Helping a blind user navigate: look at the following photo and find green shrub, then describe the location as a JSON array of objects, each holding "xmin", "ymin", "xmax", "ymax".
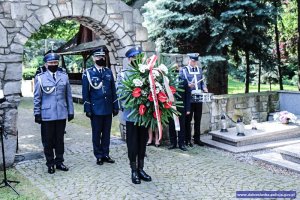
[{"xmin": 23, "ymin": 68, "xmax": 37, "ymax": 80}]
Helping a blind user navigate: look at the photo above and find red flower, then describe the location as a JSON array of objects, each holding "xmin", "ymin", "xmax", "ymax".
[
  {"xmin": 158, "ymin": 92, "xmax": 168, "ymax": 103},
  {"xmin": 139, "ymin": 104, "xmax": 146, "ymax": 116},
  {"xmin": 164, "ymin": 101, "xmax": 172, "ymax": 109},
  {"xmin": 148, "ymin": 93, "xmax": 154, "ymax": 102},
  {"xmin": 170, "ymin": 86, "xmax": 176, "ymax": 94},
  {"xmin": 132, "ymin": 88, "xmax": 141, "ymax": 98},
  {"xmin": 153, "ymin": 110, "xmax": 162, "ymax": 119}
]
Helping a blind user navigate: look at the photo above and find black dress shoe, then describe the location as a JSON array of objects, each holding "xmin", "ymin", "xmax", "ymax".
[
  {"xmin": 48, "ymin": 166, "xmax": 55, "ymax": 174},
  {"xmin": 96, "ymin": 158, "xmax": 104, "ymax": 165},
  {"xmin": 131, "ymin": 170, "xmax": 141, "ymax": 184},
  {"xmin": 56, "ymin": 163, "xmax": 69, "ymax": 171},
  {"xmin": 168, "ymin": 145, "xmax": 177, "ymax": 150},
  {"xmin": 146, "ymin": 142, "xmax": 153, "ymax": 146},
  {"xmin": 179, "ymin": 145, "xmax": 188, "ymax": 151},
  {"xmin": 138, "ymin": 169, "xmax": 152, "ymax": 182},
  {"xmin": 187, "ymin": 141, "xmax": 193, "ymax": 147},
  {"xmin": 102, "ymin": 156, "xmax": 115, "ymax": 163},
  {"xmin": 194, "ymin": 140, "xmax": 205, "ymax": 146}
]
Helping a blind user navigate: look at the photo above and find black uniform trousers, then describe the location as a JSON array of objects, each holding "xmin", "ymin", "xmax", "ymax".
[
  {"xmin": 169, "ymin": 110, "xmax": 186, "ymax": 147},
  {"xmin": 41, "ymin": 119, "xmax": 66, "ymax": 167},
  {"xmin": 40, "ymin": 123, "xmax": 46, "ymax": 148},
  {"xmin": 186, "ymin": 102, "xmax": 203, "ymax": 143},
  {"xmin": 126, "ymin": 121, "xmax": 148, "ymax": 163},
  {"xmin": 91, "ymin": 114, "xmax": 112, "ymax": 159}
]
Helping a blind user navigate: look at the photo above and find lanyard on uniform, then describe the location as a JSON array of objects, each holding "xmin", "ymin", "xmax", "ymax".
[
  {"xmin": 86, "ymin": 69, "xmax": 103, "ymax": 90},
  {"xmin": 37, "ymin": 75, "xmax": 56, "ymax": 94}
]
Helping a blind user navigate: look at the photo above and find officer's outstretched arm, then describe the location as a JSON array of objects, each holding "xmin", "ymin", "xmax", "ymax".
[
  {"xmin": 111, "ymin": 71, "xmax": 119, "ymax": 111},
  {"xmin": 184, "ymin": 79, "xmax": 191, "ymax": 113},
  {"xmin": 33, "ymin": 76, "xmax": 42, "ymax": 116},
  {"xmin": 66, "ymin": 78, "xmax": 74, "ymax": 115},
  {"xmin": 82, "ymin": 72, "xmax": 92, "ymax": 113},
  {"xmin": 116, "ymin": 70, "xmax": 127, "ymax": 111}
]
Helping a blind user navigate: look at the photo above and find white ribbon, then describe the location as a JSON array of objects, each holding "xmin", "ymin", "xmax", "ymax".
[{"xmin": 86, "ymin": 69, "xmax": 103, "ymax": 90}]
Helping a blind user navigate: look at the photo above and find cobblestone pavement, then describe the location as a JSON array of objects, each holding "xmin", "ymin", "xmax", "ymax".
[
  {"xmin": 16, "ymin": 144, "xmax": 300, "ymax": 200},
  {"xmin": 16, "ymin": 100, "xmax": 300, "ymax": 199}
]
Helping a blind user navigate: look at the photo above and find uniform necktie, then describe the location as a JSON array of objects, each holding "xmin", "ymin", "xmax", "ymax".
[
  {"xmin": 53, "ymin": 73, "xmax": 56, "ymax": 81},
  {"xmin": 192, "ymin": 67, "xmax": 195, "ymax": 72},
  {"xmin": 99, "ymin": 68, "xmax": 102, "ymax": 74}
]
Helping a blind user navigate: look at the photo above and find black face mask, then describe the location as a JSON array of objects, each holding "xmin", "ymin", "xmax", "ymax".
[
  {"xmin": 96, "ymin": 59, "xmax": 106, "ymax": 67},
  {"xmin": 48, "ymin": 65, "xmax": 58, "ymax": 73}
]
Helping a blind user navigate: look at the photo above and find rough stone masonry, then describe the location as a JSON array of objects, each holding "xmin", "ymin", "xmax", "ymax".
[{"xmin": 0, "ymin": 0, "xmax": 155, "ymax": 167}]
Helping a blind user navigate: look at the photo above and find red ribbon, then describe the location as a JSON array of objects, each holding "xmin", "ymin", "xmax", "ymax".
[{"xmin": 147, "ymin": 55, "xmax": 163, "ymax": 141}]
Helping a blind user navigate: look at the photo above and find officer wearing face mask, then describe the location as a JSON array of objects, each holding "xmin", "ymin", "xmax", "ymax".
[
  {"xmin": 34, "ymin": 51, "xmax": 67, "ymax": 149},
  {"xmin": 82, "ymin": 47, "xmax": 119, "ymax": 166},
  {"xmin": 34, "ymin": 52, "xmax": 74, "ymax": 174}
]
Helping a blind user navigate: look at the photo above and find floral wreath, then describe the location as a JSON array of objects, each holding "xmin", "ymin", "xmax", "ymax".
[{"xmin": 118, "ymin": 53, "xmax": 183, "ymax": 140}]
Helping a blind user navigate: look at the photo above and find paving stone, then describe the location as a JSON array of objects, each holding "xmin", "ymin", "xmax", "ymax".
[
  {"xmin": 91, "ymin": 4, "xmax": 105, "ymax": 23},
  {"xmin": 0, "ymin": 23, "xmax": 7, "ymax": 47},
  {"xmin": 10, "ymin": 3, "xmax": 27, "ymax": 20},
  {"xmin": 4, "ymin": 62, "xmax": 22, "ymax": 80},
  {"xmin": 35, "ymin": 7, "xmax": 55, "ymax": 25}
]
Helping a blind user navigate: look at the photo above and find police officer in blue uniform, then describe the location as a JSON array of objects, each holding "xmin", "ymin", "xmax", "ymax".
[
  {"xmin": 180, "ymin": 53, "xmax": 208, "ymax": 147},
  {"xmin": 35, "ymin": 51, "xmax": 67, "ymax": 148},
  {"xmin": 82, "ymin": 47, "xmax": 119, "ymax": 165},
  {"xmin": 34, "ymin": 52, "xmax": 74, "ymax": 174},
  {"xmin": 117, "ymin": 47, "xmax": 152, "ymax": 184},
  {"xmin": 168, "ymin": 67, "xmax": 191, "ymax": 151}
]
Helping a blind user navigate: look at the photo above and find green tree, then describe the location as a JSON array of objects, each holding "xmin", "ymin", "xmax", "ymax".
[
  {"xmin": 278, "ymin": 0, "xmax": 300, "ymax": 90},
  {"xmin": 143, "ymin": 0, "xmax": 230, "ymax": 94},
  {"xmin": 24, "ymin": 19, "xmax": 79, "ymax": 68},
  {"xmin": 210, "ymin": 0, "xmax": 276, "ymax": 93},
  {"xmin": 29, "ymin": 19, "xmax": 79, "ymax": 42}
]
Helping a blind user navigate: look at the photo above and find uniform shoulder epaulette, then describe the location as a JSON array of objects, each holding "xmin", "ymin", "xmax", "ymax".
[
  {"xmin": 59, "ymin": 71, "xmax": 67, "ymax": 75},
  {"xmin": 37, "ymin": 71, "xmax": 45, "ymax": 76}
]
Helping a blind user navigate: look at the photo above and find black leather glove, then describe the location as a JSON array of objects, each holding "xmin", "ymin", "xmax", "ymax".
[
  {"xmin": 68, "ymin": 114, "xmax": 74, "ymax": 122},
  {"xmin": 86, "ymin": 112, "xmax": 92, "ymax": 118},
  {"xmin": 113, "ymin": 110, "xmax": 119, "ymax": 117},
  {"xmin": 35, "ymin": 114, "xmax": 42, "ymax": 124}
]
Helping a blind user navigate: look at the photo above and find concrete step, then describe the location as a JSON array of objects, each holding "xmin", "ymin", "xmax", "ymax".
[
  {"xmin": 253, "ymin": 152, "xmax": 300, "ymax": 173},
  {"xmin": 201, "ymin": 135, "xmax": 300, "ymax": 153},
  {"xmin": 275, "ymin": 144, "xmax": 300, "ymax": 164},
  {"xmin": 210, "ymin": 121, "xmax": 300, "ymax": 147}
]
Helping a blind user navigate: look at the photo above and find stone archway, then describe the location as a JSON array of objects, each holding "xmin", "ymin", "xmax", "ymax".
[{"xmin": 0, "ymin": 0, "xmax": 155, "ymax": 167}]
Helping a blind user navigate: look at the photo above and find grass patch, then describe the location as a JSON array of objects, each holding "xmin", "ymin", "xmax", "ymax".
[
  {"xmin": 0, "ymin": 168, "xmax": 47, "ymax": 200},
  {"xmin": 228, "ymin": 77, "xmax": 299, "ymax": 94}
]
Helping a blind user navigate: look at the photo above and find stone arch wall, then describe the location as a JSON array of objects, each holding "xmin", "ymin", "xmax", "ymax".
[{"xmin": 0, "ymin": 0, "xmax": 155, "ymax": 167}]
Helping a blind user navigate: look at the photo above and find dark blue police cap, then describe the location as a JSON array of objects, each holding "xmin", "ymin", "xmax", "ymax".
[
  {"xmin": 187, "ymin": 53, "xmax": 199, "ymax": 61},
  {"xmin": 43, "ymin": 52, "xmax": 60, "ymax": 63},
  {"xmin": 93, "ymin": 47, "xmax": 106, "ymax": 56},
  {"xmin": 125, "ymin": 47, "xmax": 142, "ymax": 58}
]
